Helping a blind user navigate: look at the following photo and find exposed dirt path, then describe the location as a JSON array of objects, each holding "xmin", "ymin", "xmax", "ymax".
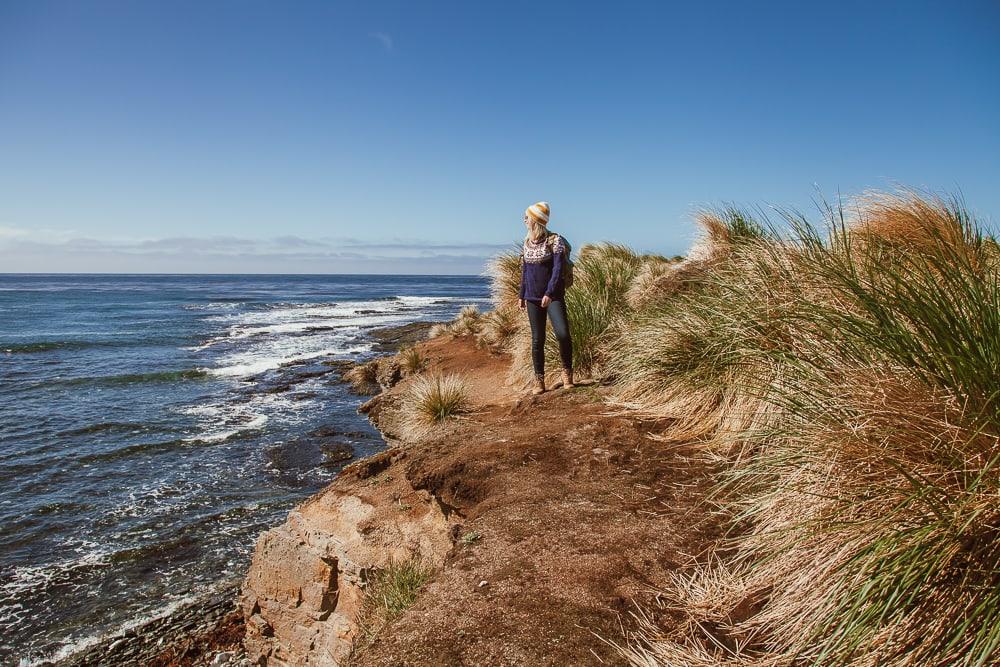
[{"xmin": 348, "ymin": 337, "xmax": 720, "ymax": 666}]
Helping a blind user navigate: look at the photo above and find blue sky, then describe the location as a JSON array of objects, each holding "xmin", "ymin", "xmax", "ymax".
[{"xmin": 1, "ymin": 0, "xmax": 998, "ymax": 274}]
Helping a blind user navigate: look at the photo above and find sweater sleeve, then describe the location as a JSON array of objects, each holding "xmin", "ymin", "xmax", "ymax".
[
  {"xmin": 519, "ymin": 251, "xmax": 526, "ymax": 300},
  {"xmin": 544, "ymin": 236, "xmax": 566, "ymax": 298}
]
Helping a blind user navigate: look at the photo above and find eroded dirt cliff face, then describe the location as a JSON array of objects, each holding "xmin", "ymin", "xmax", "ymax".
[{"xmin": 241, "ymin": 337, "xmax": 718, "ymax": 666}]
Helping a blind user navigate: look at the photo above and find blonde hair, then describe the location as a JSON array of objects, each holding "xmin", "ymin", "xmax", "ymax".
[{"xmin": 525, "ymin": 218, "xmax": 548, "ymax": 243}]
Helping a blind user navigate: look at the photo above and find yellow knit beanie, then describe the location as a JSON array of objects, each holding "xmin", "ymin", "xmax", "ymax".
[{"xmin": 525, "ymin": 201, "xmax": 550, "ymax": 225}]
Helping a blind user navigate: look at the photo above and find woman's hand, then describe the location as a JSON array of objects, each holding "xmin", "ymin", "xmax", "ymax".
[
  {"xmin": 540, "ymin": 295, "xmax": 551, "ymax": 308},
  {"xmin": 518, "ymin": 299, "xmax": 526, "ymax": 310}
]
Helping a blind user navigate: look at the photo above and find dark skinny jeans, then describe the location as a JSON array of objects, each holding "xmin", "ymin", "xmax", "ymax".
[{"xmin": 525, "ymin": 299, "xmax": 573, "ymax": 376}]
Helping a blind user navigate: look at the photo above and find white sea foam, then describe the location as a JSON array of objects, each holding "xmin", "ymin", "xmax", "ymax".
[
  {"xmin": 185, "ymin": 298, "xmax": 427, "ymax": 352},
  {"xmin": 105, "ymin": 479, "xmax": 202, "ymax": 520},
  {"xmin": 177, "ymin": 400, "xmax": 273, "ymax": 443},
  {"xmin": 181, "ymin": 302, "xmax": 245, "ymax": 311},
  {"xmin": 0, "ymin": 549, "xmax": 114, "ymax": 620},
  {"xmin": 187, "ymin": 413, "xmax": 269, "ymax": 443},
  {"xmin": 206, "ymin": 344, "xmax": 371, "ymax": 378},
  {"xmin": 19, "ymin": 583, "xmax": 233, "ymax": 667}
]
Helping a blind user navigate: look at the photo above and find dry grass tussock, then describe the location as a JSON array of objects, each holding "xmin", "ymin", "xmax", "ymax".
[
  {"xmin": 608, "ymin": 191, "xmax": 1000, "ymax": 666},
  {"xmin": 485, "ymin": 249, "xmax": 523, "ymax": 313},
  {"xmin": 426, "ymin": 304, "xmax": 484, "ymax": 340},
  {"xmin": 397, "ymin": 346, "xmax": 425, "ymax": 376},
  {"xmin": 624, "ymin": 255, "xmax": 683, "ymax": 310},
  {"xmin": 400, "ymin": 372, "xmax": 470, "ymax": 435},
  {"xmin": 478, "ymin": 305, "xmax": 521, "ymax": 352},
  {"xmin": 344, "ymin": 360, "xmax": 380, "ymax": 395}
]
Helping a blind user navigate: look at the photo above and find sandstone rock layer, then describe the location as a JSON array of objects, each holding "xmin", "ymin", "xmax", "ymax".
[{"xmin": 241, "ymin": 451, "xmax": 454, "ymax": 666}]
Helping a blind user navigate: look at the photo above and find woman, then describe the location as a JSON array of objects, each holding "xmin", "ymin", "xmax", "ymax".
[{"xmin": 518, "ymin": 201, "xmax": 573, "ymax": 395}]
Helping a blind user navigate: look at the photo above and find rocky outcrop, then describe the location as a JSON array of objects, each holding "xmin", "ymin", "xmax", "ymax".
[{"xmin": 240, "ymin": 451, "xmax": 456, "ymax": 666}]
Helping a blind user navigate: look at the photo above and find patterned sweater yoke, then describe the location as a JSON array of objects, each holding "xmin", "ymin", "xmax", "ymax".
[{"xmin": 519, "ymin": 232, "xmax": 568, "ymax": 302}]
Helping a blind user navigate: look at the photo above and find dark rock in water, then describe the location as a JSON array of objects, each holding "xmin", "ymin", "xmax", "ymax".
[
  {"xmin": 265, "ymin": 426, "xmax": 375, "ymax": 482},
  {"xmin": 279, "ymin": 358, "xmax": 313, "ymax": 369},
  {"xmin": 264, "ymin": 442, "xmax": 320, "ymax": 477},
  {"xmin": 290, "ymin": 392, "xmax": 318, "ymax": 401},
  {"xmin": 308, "ymin": 426, "xmax": 369, "ymax": 440},
  {"xmin": 320, "ymin": 442, "xmax": 354, "ymax": 465},
  {"xmin": 369, "ymin": 321, "xmax": 442, "ymax": 353},
  {"xmin": 289, "ymin": 368, "xmax": 331, "ymax": 380},
  {"xmin": 264, "ymin": 383, "xmax": 294, "ymax": 394},
  {"xmin": 320, "ymin": 359, "xmax": 355, "ymax": 373}
]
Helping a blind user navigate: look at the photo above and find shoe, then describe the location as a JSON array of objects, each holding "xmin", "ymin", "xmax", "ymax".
[
  {"xmin": 561, "ymin": 368, "xmax": 574, "ymax": 389},
  {"xmin": 532, "ymin": 374, "xmax": 546, "ymax": 395}
]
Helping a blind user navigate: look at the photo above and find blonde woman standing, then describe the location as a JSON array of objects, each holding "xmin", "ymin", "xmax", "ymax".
[{"xmin": 518, "ymin": 201, "xmax": 573, "ymax": 395}]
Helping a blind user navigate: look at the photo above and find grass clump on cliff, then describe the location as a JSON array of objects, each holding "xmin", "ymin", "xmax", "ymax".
[
  {"xmin": 610, "ymin": 192, "xmax": 1000, "ymax": 666},
  {"xmin": 357, "ymin": 558, "xmax": 433, "ymax": 644},
  {"xmin": 344, "ymin": 360, "xmax": 380, "ymax": 395},
  {"xmin": 403, "ymin": 372, "xmax": 470, "ymax": 429},
  {"xmin": 426, "ymin": 304, "xmax": 484, "ymax": 340},
  {"xmin": 397, "ymin": 346, "xmax": 426, "ymax": 376}
]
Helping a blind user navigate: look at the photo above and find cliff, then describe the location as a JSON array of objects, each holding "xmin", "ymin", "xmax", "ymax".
[{"xmin": 239, "ymin": 336, "xmax": 718, "ymax": 666}]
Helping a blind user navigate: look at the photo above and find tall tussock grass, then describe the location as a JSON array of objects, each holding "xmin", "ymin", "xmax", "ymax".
[
  {"xmin": 398, "ymin": 345, "xmax": 426, "ymax": 376},
  {"xmin": 426, "ymin": 304, "xmax": 484, "ymax": 340},
  {"xmin": 402, "ymin": 372, "xmax": 470, "ymax": 432},
  {"xmin": 485, "ymin": 248, "xmax": 524, "ymax": 313},
  {"xmin": 496, "ymin": 242, "xmax": 662, "ymax": 384},
  {"xmin": 610, "ymin": 192, "xmax": 1000, "ymax": 666}
]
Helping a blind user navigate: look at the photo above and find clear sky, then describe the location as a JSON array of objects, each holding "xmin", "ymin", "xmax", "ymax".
[{"xmin": 1, "ymin": 0, "xmax": 998, "ymax": 274}]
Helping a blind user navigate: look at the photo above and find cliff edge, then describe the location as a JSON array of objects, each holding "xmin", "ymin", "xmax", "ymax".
[{"xmin": 240, "ymin": 336, "xmax": 718, "ymax": 666}]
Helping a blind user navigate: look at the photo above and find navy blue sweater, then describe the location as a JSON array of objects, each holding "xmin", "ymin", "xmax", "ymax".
[{"xmin": 519, "ymin": 233, "xmax": 567, "ymax": 302}]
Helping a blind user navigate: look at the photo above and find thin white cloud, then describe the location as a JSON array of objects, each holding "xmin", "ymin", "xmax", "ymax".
[
  {"xmin": 0, "ymin": 228, "xmax": 507, "ymax": 274},
  {"xmin": 369, "ymin": 31, "xmax": 393, "ymax": 52}
]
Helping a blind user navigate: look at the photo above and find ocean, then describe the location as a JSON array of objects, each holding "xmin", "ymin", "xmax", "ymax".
[{"xmin": 0, "ymin": 274, "xmax": 490, "ymax": 664}]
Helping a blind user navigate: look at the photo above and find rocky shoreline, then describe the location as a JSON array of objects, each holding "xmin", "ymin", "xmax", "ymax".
[
  {"xmin": 47, "ymin": 321, "xmax": 438, "ymax": 667},
  {"xmin": 47, "ymin": 316, "xmax": 716, "ymax": 665},
  {"xmin": 55, "ymin": 585, "xmax": 246, "ymax": 667}
]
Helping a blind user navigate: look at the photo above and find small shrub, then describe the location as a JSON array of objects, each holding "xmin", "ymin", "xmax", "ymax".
[
  {"xmin": 426, "ymin": 305, "xmax": 485, "ymax": 340},
  {"xmin": 404, "ymin": 373, "xmax": 470, "ymax": 427},
  {"xmin": 460, "ymin": 531, "xmax": 481, "ymax": 545}
]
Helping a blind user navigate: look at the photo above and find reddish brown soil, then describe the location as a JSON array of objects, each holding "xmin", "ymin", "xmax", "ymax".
[{"xmin": 348, "ymin": 337, "xmax": 720, "ymax": 666}]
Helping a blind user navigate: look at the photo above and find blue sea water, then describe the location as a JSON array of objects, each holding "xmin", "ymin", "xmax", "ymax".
[{"xmin": 0, "ymin": 274, "xmax": 490, "ymax": 664}]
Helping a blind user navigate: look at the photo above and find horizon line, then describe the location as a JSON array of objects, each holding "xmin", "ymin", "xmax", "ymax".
[{"xmin": 0, "ymin": 271, "xmax": 488, "ymax": 277}]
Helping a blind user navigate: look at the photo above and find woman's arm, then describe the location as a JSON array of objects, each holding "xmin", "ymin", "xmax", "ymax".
[
  {"xmin": 519, "ymin": 252, "xmax": 527, "ymax": 306},
  {"xmin": 543, "ymin": 236, "xmax": 566, "ymax": 299}
]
